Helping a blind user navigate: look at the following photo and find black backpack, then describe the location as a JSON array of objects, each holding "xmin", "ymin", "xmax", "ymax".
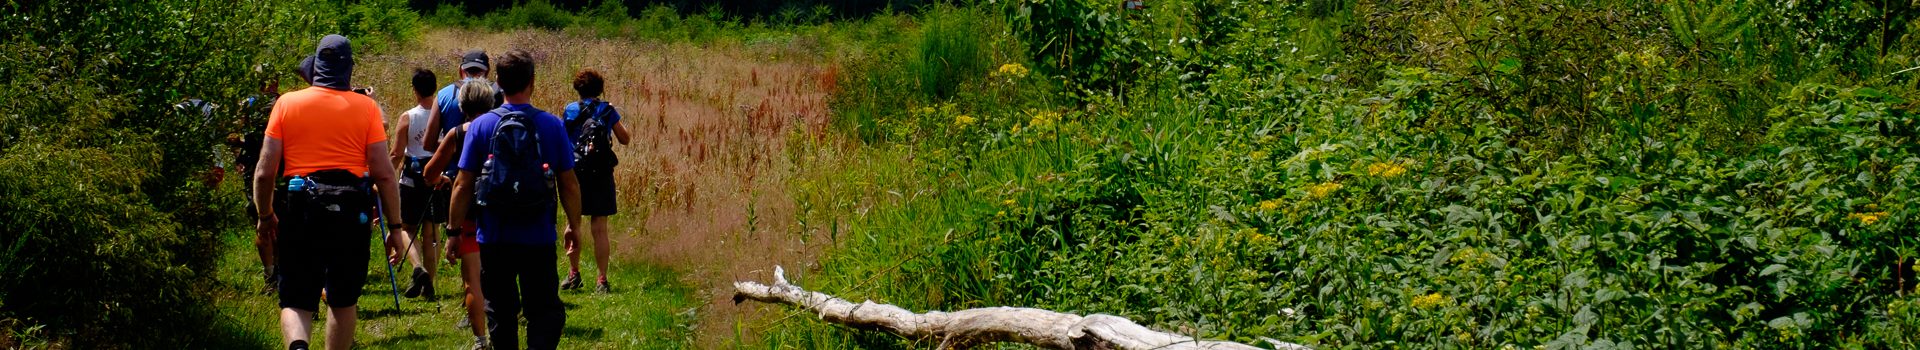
[
  {"xmin": 475, "ymin": 107, "xmax": 555, "ymax": 222},
  {"xmin": 568, "ymin": 100, "xmax": 617, "ymax": 170}
]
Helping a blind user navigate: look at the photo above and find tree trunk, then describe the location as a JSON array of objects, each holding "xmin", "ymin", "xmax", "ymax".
[{"xmin": 731, "ymin": 266, "xmax": 1309, "ymax": 350}]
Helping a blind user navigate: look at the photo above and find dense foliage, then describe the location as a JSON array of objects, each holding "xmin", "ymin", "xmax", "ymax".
[
  {"xmin": 784, "ymin": 0, "xmax": 1920, "ymax": 348},
  {"xmin": 0, "ymin": 0, "xmax": 417, "ymax": 346}
]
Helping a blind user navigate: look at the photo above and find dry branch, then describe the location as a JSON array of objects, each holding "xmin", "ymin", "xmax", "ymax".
[{"xmin": 732, "ymin": 266, "xmax": 1309, "ymax": 350}]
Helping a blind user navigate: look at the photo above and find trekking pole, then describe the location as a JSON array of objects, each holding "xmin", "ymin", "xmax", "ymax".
[{"xmin": 373, "ymin": 197, "xmax": 403, "ymax": 309}]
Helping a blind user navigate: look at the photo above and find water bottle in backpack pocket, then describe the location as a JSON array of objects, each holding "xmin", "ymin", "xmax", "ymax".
[{"xmin": 476, "ymin": 108, "xmax": 556, "ymax": 223}]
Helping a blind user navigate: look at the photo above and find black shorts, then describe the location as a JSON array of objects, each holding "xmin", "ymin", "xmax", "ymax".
[
  {"xmin": 578, "ymin": 167, "xmax": 617, "ymax": 216},
  {"xmin": 399, "ymin": 158, "xmax": 448, "ymax": 225},
  {"xmin": 276, "ymin": 188, "xmax": 373, "ymax": 312}
]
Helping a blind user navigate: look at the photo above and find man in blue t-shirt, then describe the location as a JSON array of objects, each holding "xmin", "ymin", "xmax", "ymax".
[
  {"xmin": 447, "ymin": 49, "xmax": 581, "ymax": 350},
  {"xmin": 424, "ymin": 49, "xmax": 504, "ymax": 152}
]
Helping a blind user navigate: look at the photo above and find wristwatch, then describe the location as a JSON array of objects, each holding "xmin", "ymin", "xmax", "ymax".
[{"xmin": 388, "ymin": 223, "xmax": 403, "ymax": 231}]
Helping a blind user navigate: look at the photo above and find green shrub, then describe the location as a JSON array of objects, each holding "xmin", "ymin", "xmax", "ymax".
[{"xmin": 0, "ymin": 0, "xmax": 352, "ymax": 346}]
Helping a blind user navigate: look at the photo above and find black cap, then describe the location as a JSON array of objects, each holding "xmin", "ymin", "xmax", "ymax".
[
  {"xmin": 460, "ymin": 49, "xmax": 490, "ymax": 72},
  {"xmin": 312, "ymin": 35, "xmax": 354, "ymax": 90}
]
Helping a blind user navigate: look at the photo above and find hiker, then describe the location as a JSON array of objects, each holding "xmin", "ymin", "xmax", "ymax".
[
  {"xmin": 422, "ymin": 79, "xmax": 500, "ymax": 350},
  {"xmin": 559, "ymin": 69, "xmax": 630, "ymax": 294},
  {"xmin": 252, "ymin": 35, "xmax": 405, "ymax": 350},
  {"xmin": 449, "ymin": 49, "xmax": 581, "ymax": 350},
  {"xmin": 424, "ymin": 49, "xmax": 504, "ymax": 152},
  {"xmin": 175, "ymin": 98, "xmax": 223, "ymax": 187},
  {"xmin": 231, "ymin": 66, "xmax": 281, "ymax": 294},
  {"xmin": 389, "ymin": 68, "xmax": 442, "ymax": 300}
]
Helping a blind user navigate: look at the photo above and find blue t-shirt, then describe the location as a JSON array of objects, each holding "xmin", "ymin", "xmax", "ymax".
[
  {"xmin": 561, "ymin": 99, "xmax": 623, "ymax": 142},
  {"xmin": 433, "ymin": 79, "xmax": 506, "ymax": 136},
  {"xmin": 458, "ymin": 103, "xmax": 577, "ymax": 245}
]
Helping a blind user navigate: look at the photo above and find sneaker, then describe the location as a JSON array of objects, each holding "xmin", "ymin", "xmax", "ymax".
[
  {"xmin": 404, "ymin": 267, "xmax": 427, "ymax": 298},
  {"xmin": 470, "ymin": 336, "xmax": 492, "ymax": 350},
  {"xmin": 262, "ymin": 265, "xmax": 280, "ymax": 295},
  {"xmin": 594, "ymin": 280, "xmax": 611, "ymax": 294},
  {"xmin": 420, "ymin": 279, "xmax": 437, "ymax": 301},
  {"xmin": 559, "ymin": 272, "xmax": 583, "ymax": 290}
]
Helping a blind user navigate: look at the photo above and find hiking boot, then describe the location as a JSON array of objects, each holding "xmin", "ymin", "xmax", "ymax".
[
  {"xmin": 404, "ymin": 267, "xmax": 429, "ymax": 298},
  {"xmin": 559, "ymin": 272, "xmax": 583, "ymax": 290},
  {"xmin": 594, "ymin": 280, "xmax": 611, "ymax": 294},
  {"xmin": 470, "ymin": 336, "xmax": 492, "ymax": 350}
]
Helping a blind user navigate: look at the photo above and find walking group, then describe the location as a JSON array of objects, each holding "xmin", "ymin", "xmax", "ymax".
[{"xmin": 235, "ymin": 35, "xmax": 632, "ymax": 350}]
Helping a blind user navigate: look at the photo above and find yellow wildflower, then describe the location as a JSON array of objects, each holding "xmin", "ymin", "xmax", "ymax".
[
  {"xmin": 1366, "ymin": 161, "xmax": 1409, "ymax": 178},
  {"xmin": 1849, "ymin": 211, "xmax": 1888, "ymax": 225},
  {"xmin": 1256, "ymin": 198, "xmax": 1283, "ymax": 212},
  {"xmin": 996, "ymin": 63, "xmax": 1030, "ymax": 79},
  {"xmin": 1003, "ymin": 199, "xmax": 1017, "ymax": 207},
  {"xmin": 1029, "ymin": 111, "xmax": 1060, "ymax": 130},
  {"xmin": 1306, "ymin": 182, "xmax": 1343, "ymax": 199},
  {"xmin": 954, "ymin": 114, "xmax": 978, "ymax": 127},
  {"xmin": 1411, "ymin": 292, "xmax": 1449, "ymax": 309}
]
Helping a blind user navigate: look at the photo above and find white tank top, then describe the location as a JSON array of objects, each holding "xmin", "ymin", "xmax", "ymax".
[{"xmin": 403, "ymin": 106, "xmax": 433, "ymax": 158}]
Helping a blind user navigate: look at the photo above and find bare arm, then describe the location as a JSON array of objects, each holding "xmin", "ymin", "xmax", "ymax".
[
  {"xmin": 556, "ymin": 169, "xmax": 582, "ymax": 231},
  {"xmin": 390, "ymin": 119, "xmax": 410, "ymax": 171},
  {"xmin": 449, "ymin": 170, "xmax": 477, "ymax": 226},
  {"xmin": 366, "ymin": 140, "xmax": 404, "ymax": 223},
  {"xmin": 423, "ymin": 104, "xmax": 444, "ymax": 150},
  {"xmin": 253, "ymin": 137, "xmax": 284, "ymax": 218},
  {"xmin": 423, "ymin": 125, "xmax": 464, "ymax": 185},
  {"xmin": 612, "ymin": 120, "xmax": 631, "ymax": 145}
]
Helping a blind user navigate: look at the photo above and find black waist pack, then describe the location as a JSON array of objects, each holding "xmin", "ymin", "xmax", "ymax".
[{"xmin": 290, "ymin": 169, "xmax": 373, "ymax": 225}]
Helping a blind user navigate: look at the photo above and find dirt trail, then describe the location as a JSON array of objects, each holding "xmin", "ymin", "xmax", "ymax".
[{"xmin": 362, "ymin": 29, "xmax": 844, "ymax": 346}]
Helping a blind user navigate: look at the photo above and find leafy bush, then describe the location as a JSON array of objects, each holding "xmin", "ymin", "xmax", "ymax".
[
  {"xmin": 0, "ymin": 0, "xmax": 397, "ymax": 346},
  {"xmin": 783, "ymin": 0, "xmax": 1920, "ymax": 348}
]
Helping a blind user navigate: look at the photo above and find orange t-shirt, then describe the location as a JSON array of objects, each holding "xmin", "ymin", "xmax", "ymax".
[{"xmin": 265, "ymin": 87, "xmax": 387, "ymax": 176}]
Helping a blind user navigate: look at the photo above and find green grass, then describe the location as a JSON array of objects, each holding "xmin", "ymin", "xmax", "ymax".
[{"xmin": 210, "ymin": 214, "xmax": 698, "ymax": 349}]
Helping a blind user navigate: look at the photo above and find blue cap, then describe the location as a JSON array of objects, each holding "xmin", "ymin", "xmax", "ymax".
[{"xmin": 312, "ymin": 35, "xmax": 353, "ymax": 91}]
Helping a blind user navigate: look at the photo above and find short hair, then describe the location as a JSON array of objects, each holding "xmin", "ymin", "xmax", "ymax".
[
  {"xmin": 410, "ymin": 68, "xmax": 437, "ymax": 99},
  {"xmin": 495, "ymin": 50, "xmax": 535, "ymax": 95},
  {"xmin": 572, "ymin": 69, "xmax": 604, "ymax": 99},
  {"xmin": 458, "ymin": 78, "xmax": 499, "ymax": 121}
]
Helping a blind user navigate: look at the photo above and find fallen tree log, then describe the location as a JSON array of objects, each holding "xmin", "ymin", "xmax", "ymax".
[{"xmin": 732, "ymin": 265, "xmax": 1309, "ymax": 350}]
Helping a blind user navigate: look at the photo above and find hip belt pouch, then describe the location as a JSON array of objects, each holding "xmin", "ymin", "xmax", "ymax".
[
  {"xmin": 292, "ymin": 169, "xmax": 373, "ymax": 225},
  {"xmin": 399, "ymin": 157, "xmax": 430, "ymax": 188}
]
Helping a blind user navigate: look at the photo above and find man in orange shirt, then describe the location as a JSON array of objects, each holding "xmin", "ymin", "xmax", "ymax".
[{"xmin": 252, "ymin": 34, "xmax": 405, "ymax": 350}]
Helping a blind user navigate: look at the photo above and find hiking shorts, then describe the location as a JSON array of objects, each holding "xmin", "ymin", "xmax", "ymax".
[
  {"xmin": 448, "ymin": 220, "xmax": 480, "ymax": 255},
  {"xmin": 578, "ymin": 167, "xmax": 618, "ymax": 217},
  {"xmin": 276, "ymin": 186, "xmax": 373, "ymax": 312},
  {"xmin": 399, "ymin": 158, "xmax": 448, "ymax": 225}
]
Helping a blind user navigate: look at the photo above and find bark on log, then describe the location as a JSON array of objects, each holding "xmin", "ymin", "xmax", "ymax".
[{"xmin": 732, "ymin": 266, "xmax": 1309, "ymax": 350}]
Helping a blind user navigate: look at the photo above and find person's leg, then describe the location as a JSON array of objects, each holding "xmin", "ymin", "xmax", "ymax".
[
  {"xmin": 410, "ymin": 220, "xmax": 439, "ymax": 298},
  {"xmin": 323, "ymin": 306, "xmax": 356, "ymax": 350},
  {"xmin": 319, "ymin": 208, "xmax": 371, "ymax": 350},
  {"xmin": 279, "ymin": 308, "xmax": 313, "ymax": 348},
  {"xmin": 522, "ymin": 243, "xmax": 566, "ymax": 349},
  {"xmin": 481, "ymin": 243, "xmax": 522, "ymax": 350},
  {"xmin": 460, "ymin": 250, "xmax": 487, "ymax": 338},
  {"xmin": 590, "ymin": 215, "xmax": 611, "ymax": 284}
]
